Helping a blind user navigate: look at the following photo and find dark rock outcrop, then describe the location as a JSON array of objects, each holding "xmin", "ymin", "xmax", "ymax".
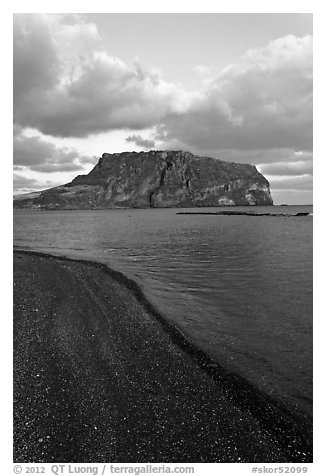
[
  {"xmin": 13, "ymin": 150, "xmax": 273, "ymax": 209},
  {"xmin": 177, "ymin": 212, "xmax": 310, "ymax": 217}
]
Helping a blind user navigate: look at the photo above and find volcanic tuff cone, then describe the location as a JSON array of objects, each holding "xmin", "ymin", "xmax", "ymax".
[{"xmin": 14, "ymin": 150, "xmax": 273, "ymax": 209}]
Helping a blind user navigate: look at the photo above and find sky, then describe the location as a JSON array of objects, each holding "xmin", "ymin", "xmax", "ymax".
[{"xmin": 13, "ymin": 13, "xmax": 313, "ymax": 204}]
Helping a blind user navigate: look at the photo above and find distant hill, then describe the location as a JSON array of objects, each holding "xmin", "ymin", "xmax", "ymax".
[{"xmin": 13, "ymin": 150, "xmax": 273, "ymax": 209}]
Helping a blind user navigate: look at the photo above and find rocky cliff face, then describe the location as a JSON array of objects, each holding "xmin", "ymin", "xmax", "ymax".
[{"xmin": 14, "ymin": 150, "xmax": 273, "ymax": 209}]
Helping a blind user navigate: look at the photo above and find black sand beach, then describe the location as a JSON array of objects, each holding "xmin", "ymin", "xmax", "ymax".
[{"xmin": 13, "ymin": 250, "xmax": 313, "ymax": 463}]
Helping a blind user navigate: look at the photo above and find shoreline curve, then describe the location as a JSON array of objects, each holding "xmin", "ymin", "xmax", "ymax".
[{"xmin": 13, "ymin": 249, "xmax": 312, "ymax": 463}]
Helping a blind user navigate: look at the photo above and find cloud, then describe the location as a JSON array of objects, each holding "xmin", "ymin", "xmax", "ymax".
[
  {"xmin": 14, "ymin": 15, "xmax": 312, "ymax": 154},
  {"xmin": 13, "ymin": 14, "xmax": 59, "ymax": 108},
  {"xmin": 258, "ymin": 159, "xmax": 313, "ymax": 176},
  {"xmin": 13, "ymin": 14, "xmax": 312, "ymax": 200},
  {"xmin": 13, "ymin": 130, "xmax": 94, "ymax": 173},
  {"xmin": 156, "ymin": 35, "xmax": 312, "ymax": 153},
  {"xmin": 125, "ymin": 134, "xmax": 155, "ymax": 149},
  {"xmin": 267, "ymin": 174, "xmax": 313, "ymax": 190},
  {"xmin": 192, "ymin": 148, "xmax": 312, "ymax": 165},
  {"xmin": 13, "ymin": 14, "xmax": 190, "ymax": 138},
  {"xmin": 13, "ymin": 174, "xmax": 58, "ymax": 194}
]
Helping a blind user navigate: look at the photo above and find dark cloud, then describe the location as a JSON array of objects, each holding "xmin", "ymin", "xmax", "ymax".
[
  {"xmin": 13, "ymin": 131, "xmax": 93, "ymax": 173},
  {"xmin": 13, "ymin": 14, "xmax": 186, "ymax": 138},
  {"xmin": 13, "ymin": 175, "xmax": 41, "ymax": 188},
  {"xmin": 13, "ymin": 14, "xmax": 59, "ymax": 110},
  {"xmin": 13, "ymin": 174, "xmax": 58, "ymax": 194},
  {"xmin": 125, "ymin": 134, "xmax": 155, "ymax": 149}
]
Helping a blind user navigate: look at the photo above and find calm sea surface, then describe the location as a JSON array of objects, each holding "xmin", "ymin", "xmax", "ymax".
[{"xmin": 14, "ymin": 206, "xmax": 313, "ymax": 420}]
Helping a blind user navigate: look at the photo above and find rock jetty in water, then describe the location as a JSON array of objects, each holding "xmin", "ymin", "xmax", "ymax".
[{"xmin": 13, "ymin": 150, "xmax": 273, "ymax": 209}]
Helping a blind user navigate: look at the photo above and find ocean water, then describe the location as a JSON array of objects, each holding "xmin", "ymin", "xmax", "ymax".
[{"xmin": 13, "ymin": 205, "xmax": 313, "ymax": 421}]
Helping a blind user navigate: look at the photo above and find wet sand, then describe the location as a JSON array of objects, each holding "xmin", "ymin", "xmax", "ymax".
[{"xmin": 13, "ymin": 250, "xmax": 313, "ymax": 463}]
